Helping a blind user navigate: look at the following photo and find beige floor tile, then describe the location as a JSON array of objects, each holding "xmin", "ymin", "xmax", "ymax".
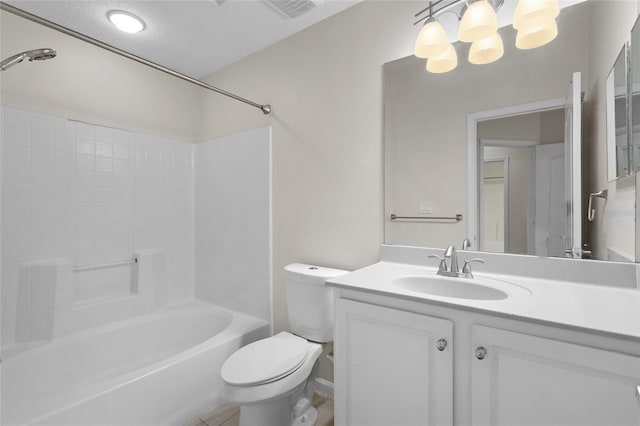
[
  {"xmin": 200, "ymin": 402, "xmax": 240, "ymax": 426},
  {"xmin": 184, "ymin": 419, "xmax": 208, "ymax": 426},
  {"xmin": 312, "ymin": 393, "xmax": 329, "ymax": 408},
  {"xmin": 315, "ymin": 398, "xmax": 334, "ymax": 426},
  {"xmin": 220, "ymin": 412, "xmax": 240, "ymax": 426},
  {"xmin": 191, "ymin": 395, "xmax": 334, "ymax": 426}
]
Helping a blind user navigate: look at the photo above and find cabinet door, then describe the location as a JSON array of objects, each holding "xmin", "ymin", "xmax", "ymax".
[
  {"xmin": 334, "ymin": 298, "xmax": 453, "ymax": 426},
  {"xmin": 471, "ymin": 325, "xmax": 640, "ymax": 426}
]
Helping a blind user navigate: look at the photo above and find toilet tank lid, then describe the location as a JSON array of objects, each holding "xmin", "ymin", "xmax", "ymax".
[{"xmin": 284, "ymin": 263, "xmax": 349, "ymax": 285}]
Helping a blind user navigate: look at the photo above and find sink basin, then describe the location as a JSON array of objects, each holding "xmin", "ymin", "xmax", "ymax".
[{"xmin": 392, "ymin": 275, "xmax": 510, "ymax": 300}]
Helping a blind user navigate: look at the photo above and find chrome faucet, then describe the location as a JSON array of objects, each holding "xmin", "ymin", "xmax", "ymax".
[
  {"xmin": 429, "ymin": 244, "xmax": 485, "ymax": 278},
  {"xmin": 444, "ymin": 244, "xmax": 459, "ymax": 274}
]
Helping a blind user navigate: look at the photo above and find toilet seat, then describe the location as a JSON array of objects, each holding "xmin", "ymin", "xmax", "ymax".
[{"xmin": 221, "ymin": 332, "xmax": 309, "ymax": 387}]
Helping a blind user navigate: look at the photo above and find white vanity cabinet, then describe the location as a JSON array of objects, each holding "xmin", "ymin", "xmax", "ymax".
[
  {"xmin": 333, "ymin": 294, "xmax": 640, "ymax": 426},
  {"xmin": 334, "ymin": 298, "xmax": 453, "ymax": 426},
  {"xmin": 470, "ymin": 325, "xmax": 640, "ymax": 426}
]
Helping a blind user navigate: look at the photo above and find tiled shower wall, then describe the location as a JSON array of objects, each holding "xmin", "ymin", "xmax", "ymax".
[
  {"xmin": 195, "ymin": 127, "xmax": 272, "ymax": 323},
  {"xmin": 1, "ymin": 107, "xmax": 194, "ymax": 346}
]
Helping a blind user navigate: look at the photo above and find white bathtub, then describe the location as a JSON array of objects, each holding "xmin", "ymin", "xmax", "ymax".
[{"xmin": 1, "ymin": 300, "xmax": 270, "ymax": 426}]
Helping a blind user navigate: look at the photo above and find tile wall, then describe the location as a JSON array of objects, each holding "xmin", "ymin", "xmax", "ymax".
[
  {"xmin": 1, "ymin": 107, "xmax": 194, "ymax": 346},
  {"xmin": 195, "ymin": 127, "xmax": 272, "ymax": 323}
]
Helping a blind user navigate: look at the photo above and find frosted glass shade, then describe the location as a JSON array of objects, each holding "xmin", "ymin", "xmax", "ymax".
[
  {"xmin": 469, "ymin": 32, "xmax": 504, "ymax": 64},
  {"xmin": 513, "ymin": 0, "xmax": 559, "ymax": 30},
  {"xmin": 458, "ymin": 0, "xmax": 498, "ymax": 43},
  {"xmin": 516, "ymin": 17, "xmax": 558, "ymax": 49},
  {"xmin": 426, "ymin": 44, "xmax": 458, "ymax": 73},
  {"xmin": 414, "ymin": 20, "xmax": 449, "ymax": 58}
]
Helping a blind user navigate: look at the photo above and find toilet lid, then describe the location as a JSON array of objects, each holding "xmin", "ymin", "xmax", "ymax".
[{"xmin": 221, "ymin": 332, "xmax": 308, "ymax": 386}]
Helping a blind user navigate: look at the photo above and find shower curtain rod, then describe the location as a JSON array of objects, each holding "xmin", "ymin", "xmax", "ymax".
[{"xmin": 0, "ymin": 2, "xmax": 271, "ymax": 115}]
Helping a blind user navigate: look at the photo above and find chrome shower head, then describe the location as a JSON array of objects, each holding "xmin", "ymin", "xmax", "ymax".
[{"xmin": 0, "ymin": 48, "xmax": 56, "ymax": 71}]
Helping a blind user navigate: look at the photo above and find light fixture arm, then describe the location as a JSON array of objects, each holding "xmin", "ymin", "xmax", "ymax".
[{"xmin": 414, "ymin": 0, "xmax": 503, "ymax": 26}]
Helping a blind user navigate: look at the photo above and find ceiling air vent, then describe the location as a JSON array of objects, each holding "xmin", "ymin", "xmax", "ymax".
[{"xmin": 264, "ymin": 0, "xmax": 323, "ymax": 19}]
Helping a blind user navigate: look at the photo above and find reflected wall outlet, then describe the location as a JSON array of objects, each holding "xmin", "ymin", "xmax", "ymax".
[{"xmin": 419, "ymin": 201, "xmax": 433, "ymax": 214}]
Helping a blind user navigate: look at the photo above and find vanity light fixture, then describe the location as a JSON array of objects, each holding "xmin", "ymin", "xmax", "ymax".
[
  {"xmin": 107, "ymin": 10, "xmax": 146, "ymax": 34},
  {"xmin": 515, "ymin": 16, "xmax": 558, "ymax": 49},
  {"xmin": 458, "ymin": 0, "xmax": 498, "ymax": 43},
  {"xmin": 415, "ymin": 19, "xmax": 449, "ymax": 58},
  {"xmin": 427, "ymin": 43, "xmax": 458, "ymax": 73},
  {"xmin": 469, "ymin": 32, "xmax": 504, "ymax": 64},
  {"xmin": 413, "ymin": 0, "xmax": 559, "ymax": 73},
  {"xmin": 513, "ymin": 0, "xmax": 559, "ymax": 50},
  {"xmin": 512, "ymin": 0, "xmax": 559, "ymax": 30}
]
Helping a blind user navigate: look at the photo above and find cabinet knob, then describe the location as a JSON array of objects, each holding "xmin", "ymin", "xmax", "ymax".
[
  {"xmin": 475, "ymin": 346, "xmax": 487, "ymax": 360},
  {"xmin": 436, "ymin": 338, "xmax": 448, "ymax": 351}
]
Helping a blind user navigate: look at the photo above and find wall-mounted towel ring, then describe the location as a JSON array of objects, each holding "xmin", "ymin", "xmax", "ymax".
[{"xmin": 587, "ymin": 189, "xmax": 608, "ymax": 221}]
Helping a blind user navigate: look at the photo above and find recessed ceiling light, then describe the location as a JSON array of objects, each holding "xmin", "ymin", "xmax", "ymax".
[{"xmin": 107, "ymin": 10, "xmax": 145, "ymax": 34}]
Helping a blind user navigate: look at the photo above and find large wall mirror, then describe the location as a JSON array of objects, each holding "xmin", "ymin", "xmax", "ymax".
[
  {"xmin": 384, "ymin": 0, "xmax": 639, "ymax": 262},
  {"xmin": 632, "ymin": 16, "xmax": 640, "ymax": 172}
]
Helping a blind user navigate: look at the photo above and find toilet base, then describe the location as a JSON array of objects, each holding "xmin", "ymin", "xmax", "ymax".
[
  {"xmin": 239, "ymin": 401, "xmax": 318, "ymax": 426},
  {"xmin": 238, "ymin": 361, "xmax": 320, "ymax": 426}
]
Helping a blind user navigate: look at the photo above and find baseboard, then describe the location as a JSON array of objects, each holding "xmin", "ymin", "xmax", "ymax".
[{"xmin": 314, "ymin": 378, "xmax": 334, "ymax": 399}]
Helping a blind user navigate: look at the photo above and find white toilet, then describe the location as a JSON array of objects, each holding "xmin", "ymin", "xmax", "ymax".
[{"xmin": 221, "ymin": 263, "xmax": 348, "ymax": 426}]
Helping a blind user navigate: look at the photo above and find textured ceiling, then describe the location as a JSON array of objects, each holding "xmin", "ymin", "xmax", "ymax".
[{"xmin": 4, "ymin": 0, "xmax": 360, "ymax": 78}]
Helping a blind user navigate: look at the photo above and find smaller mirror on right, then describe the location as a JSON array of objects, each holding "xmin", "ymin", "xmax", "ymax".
[
  {"xmin": 606, "ymin": 45, "xmax": 630, "ymax": 181},
  {"xmin": 632, "ymin": 16, "xmax": 640, "ymax": 171}
]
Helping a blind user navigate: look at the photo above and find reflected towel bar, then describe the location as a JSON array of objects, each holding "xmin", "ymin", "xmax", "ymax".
[
  {"xmin": 390, "ymin": 214, "xmax": 463, "ymax": 222},
  {"xmin": 74, "ymin": 257, "xmax": 138, "ymax": 272}
]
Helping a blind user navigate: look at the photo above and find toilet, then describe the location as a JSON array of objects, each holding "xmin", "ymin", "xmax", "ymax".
[{"xmin": 221, "ymin": 263, "xmax": 348, "ymax": 426}]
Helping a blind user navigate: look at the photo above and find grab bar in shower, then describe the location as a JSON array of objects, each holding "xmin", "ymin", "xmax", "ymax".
[
  {"xmin": 73, "ymin": 257, "xmax": 138, "ymax": 272},
  {"xmin": 390, "ymin": 214, "xmax": 463, "ymax": 222}
]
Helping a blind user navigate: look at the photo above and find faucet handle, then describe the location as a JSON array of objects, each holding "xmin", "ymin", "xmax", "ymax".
[
  {"xmin": 462, "ymin": 258, "xmax": 485, "ymax": 278},
  {"xmin": 428, "ymin": 254, "xmax": 447, "ymax": 272}
]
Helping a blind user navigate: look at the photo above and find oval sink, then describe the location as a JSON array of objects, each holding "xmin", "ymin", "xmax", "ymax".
[{"xmin": 392, "ymin": 275, "xmax": 509, "ymax": 300}]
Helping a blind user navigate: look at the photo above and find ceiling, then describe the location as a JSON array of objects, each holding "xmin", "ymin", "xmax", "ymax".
[{"xmin": 3, "ymin": 0, "xmax": 360, "ymax": 78}]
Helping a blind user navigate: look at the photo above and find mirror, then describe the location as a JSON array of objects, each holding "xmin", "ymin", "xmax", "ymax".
[
  {"xmin": 384, "ymin": 0, "xmax": 638, "ymax": 261},
  {"xmin": 606, "ymin": 46, "xmax": 630, "ymax": 181},
  {"xmin": 632, "ymin": 16, "xmax": 640, "ymax": 171}
]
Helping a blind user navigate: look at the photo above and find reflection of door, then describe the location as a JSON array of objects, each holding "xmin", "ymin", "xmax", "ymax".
[
  {"xmin": 534, "ymin": 143, "xmax": 565, "ymax": 257},
  {"xmin": 482, "ymin": 159, "xmax": 507, "ymax": 252},
  {"xmin": 567, "ymin": 71, "xmax": 582, "ymax": 257}
]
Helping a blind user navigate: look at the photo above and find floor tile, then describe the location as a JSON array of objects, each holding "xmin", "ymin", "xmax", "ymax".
[
  {"xmin": 184, "ymin": 419, "xmax": 207, "ymax": 426},
  {"xmin": 200, "ymin": 402, "xmax": 239, "ymax": 426},
  {"xmin": 315, "ymin": 398, "xmax": 334, "ymax": 426},
  {"xmin": 186, "ymin": 395, "xmax": 333, "ymax": 426}
]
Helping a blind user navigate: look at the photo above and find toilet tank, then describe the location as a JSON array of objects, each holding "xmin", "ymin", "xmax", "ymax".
[{"xmin": 284, "ymin": 263, "xmax": 349, "ymax": 343}]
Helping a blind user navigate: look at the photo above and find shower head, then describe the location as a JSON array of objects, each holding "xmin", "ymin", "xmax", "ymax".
[{"xmin": 0, "ymin": 48, "xmax": 56, "ymax": 71}]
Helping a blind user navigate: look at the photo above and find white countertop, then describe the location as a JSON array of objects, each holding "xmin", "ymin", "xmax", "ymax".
[{"xmin": 327, "ymin": 261, "xmax": 640, "ymax": 341}]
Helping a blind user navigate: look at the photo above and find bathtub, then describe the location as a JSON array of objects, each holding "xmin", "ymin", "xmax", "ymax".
[{"xmin": 1, "ymin": 300, "xmax": 270, "ymax": 426}]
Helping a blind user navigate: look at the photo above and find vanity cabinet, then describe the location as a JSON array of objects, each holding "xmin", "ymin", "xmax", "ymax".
[
  {"xmin": 334, "ymin": 298, "xmax": 453, "ymax": 426},
  {"xmin": 333, "ymin": 294, "xmax": 640, "ymax": 426},
  {"xmin": 471, "ymin": 325, "xmax": 640, "ymax": 426}
]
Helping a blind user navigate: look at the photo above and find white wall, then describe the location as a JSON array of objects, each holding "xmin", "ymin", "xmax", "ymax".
[
  {"xmin": 0, "ymin": 10, "xmax": 200, "ymax": 142},
  {"xmin": 1, "ymin": 107, "xmax": 194, "ymax": 346},
  {"xmin": 196, "ymin": 0, "xmax": 418, "ymax": 334},
  {"xmin": 195, "ymin": 127, "xmax": 272, "ymax": 323}
]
